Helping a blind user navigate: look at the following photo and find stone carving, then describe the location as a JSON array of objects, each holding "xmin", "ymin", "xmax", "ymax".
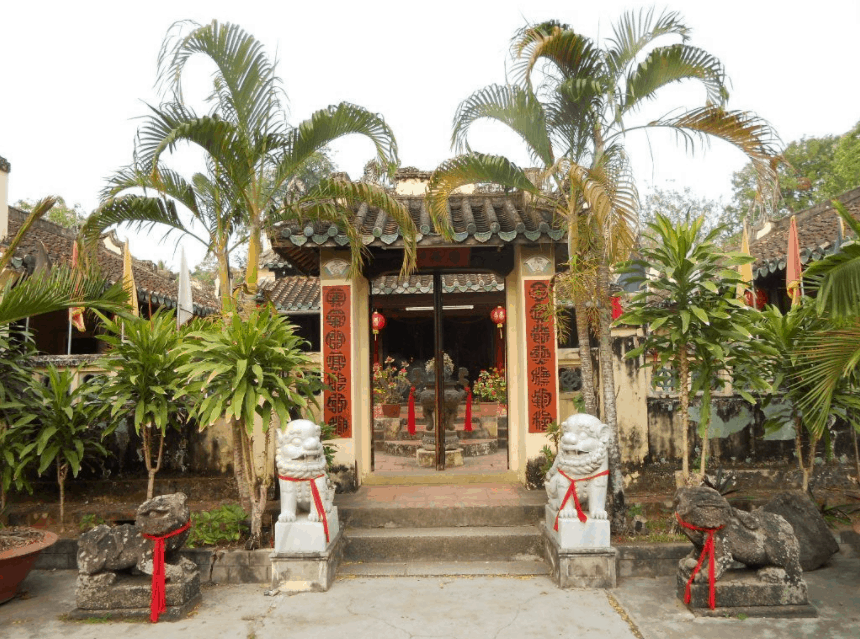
[
  {"xmin": 545, "ymin": 414, "xmax": 609, "ymax": 521},
  {"xmin": 523, "ymin": 255, "xmax": 551, "ymax": 274},
  {"xmin": 78, "ymin": 493, "xmax": 193, "ymax": 578},
  {"xmin": 75, "ymin": 493, "xmax": 199, "ymax": 621},
  {"xmin": 675, "ymin": 486, "xmax": 803, "ymax": 585},
  {"xmin": 762, "ymin": 491, "xmax": 839, "ymax": 571},
  {"xmin": 275, "ymin": 419, "xmax": 335, "ymax": 523},
  {"xmin": 323, "ymin": 259, "xmax": 350, "ymax": 277}
]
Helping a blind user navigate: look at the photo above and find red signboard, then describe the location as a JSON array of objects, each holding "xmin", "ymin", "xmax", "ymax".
[
  {"xmin": 322, "ymin": 285, "xmax": 352, "ymax": 437},
  {"xmin": 524, "ymin": 280, "xmax": 557, "ymax": 433},
  {"xmin": 417, "ymin": 248, "xmax": 471, "ymax": 269}
]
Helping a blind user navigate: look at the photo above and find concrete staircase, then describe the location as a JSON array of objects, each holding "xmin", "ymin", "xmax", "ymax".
[{"xmin": 336, "ymin": 483, "xmax": 550, "ymax": 577}]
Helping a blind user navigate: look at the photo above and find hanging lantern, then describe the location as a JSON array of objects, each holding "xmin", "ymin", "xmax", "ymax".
[
  {"xmin": 490, "ymin": 305, "xmax": 506, "ymax": 337},
  {"xmin": 371, "ymin": 311, "xmax": 386, "ymax": 340}
]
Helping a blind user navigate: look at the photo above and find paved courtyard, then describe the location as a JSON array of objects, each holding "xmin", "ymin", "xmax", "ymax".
[{"xmin": 3, "ymin": 545, "xmax": 858, "ymax": 639}]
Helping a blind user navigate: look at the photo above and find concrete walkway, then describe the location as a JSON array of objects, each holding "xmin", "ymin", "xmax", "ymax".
[{"xmin": 3, "ymin": 546, "xmax": 858, "ymax": 639}]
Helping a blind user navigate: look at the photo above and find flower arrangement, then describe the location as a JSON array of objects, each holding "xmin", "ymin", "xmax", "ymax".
[
  {"xmin": 424, "ymin": 352, "xmax": 454, "ymax": 378},
  {"xmin": 472, "ymin": 368, "xmax": 507, "ymax": 403},
  {"xmin": 372, "ymin": 357, "xmax": 409, "ymax": 404}
]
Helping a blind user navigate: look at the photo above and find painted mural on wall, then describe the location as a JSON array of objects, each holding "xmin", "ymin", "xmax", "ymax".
[
  {"xmin": 322, "ymin": 285, "xmax": 352, "ymax": 437},
  {"xmin": 525, "ymin": 279, "xmax": 557, "ymax": 433}
]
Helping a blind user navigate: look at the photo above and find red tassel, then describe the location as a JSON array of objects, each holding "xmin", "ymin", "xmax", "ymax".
[
  {"xmin": 676, "ymin": 512, "xmax": 724, "ymax": 610},
  {"xmin": 464, "ymin": 388, "xmax": 473, "ymax": 432},
  {"xmin": 142, "ymin": 521, "xmax": 191, "ymax": 623},
  {"xmin": 554, "ymin": 469, "xmax": 609, "ymax": 529},
  {"xmin": 407, "ymin": 386, "xmax": 416, "ymax": 436}
]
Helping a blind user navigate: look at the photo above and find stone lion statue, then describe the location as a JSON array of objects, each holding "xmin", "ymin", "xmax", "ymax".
[
  {"xmin": 675, "ymin": 486, "xmax": 803, "ymax": 585},
  {"xmin": 77, "ymin": 493, "xmax": 194, "ymax": 581},
  {"xmin": 275, "ymin": 419, "xmax": 335, "ymax": 524},
  {"xmin": 545, "ymin": 414, "xmax": 609, "ymax": 521}
]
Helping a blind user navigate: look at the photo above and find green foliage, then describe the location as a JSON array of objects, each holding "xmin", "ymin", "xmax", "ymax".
[
  {"xmin": 728, "ymin": 122, "xmax": 860, "ymax": 219},
  {"xmin": 79, "ymin": 513, "xmax": 106, "ymax": 531},
  {"xmin": 540, "ymin": 420, "xmax": 563, "ymax": 476},
  {"xmin": 177, "ymin": 308, "xmax": 323, "ymax": 433},
  {"xmin": 14, "ymin": 196, "xmax": 87, "ymax": 229},
  {"xmin": 90, "ymin": 309, "xmax": 191, "ymax": 437},
  {"xmin": 619, "ymin": 214, "xmax": 773, "ymax": 472},
  {"xmin": 186, "ymin": 504, "xmax": 249, "ymax": 548},
  {"xmin": 320, "ymin": 421, "xmax": 338, "ymax": 470},
  {"xmin": 0, "ymin": 330, "xmax": 39, "ymax": 501}
]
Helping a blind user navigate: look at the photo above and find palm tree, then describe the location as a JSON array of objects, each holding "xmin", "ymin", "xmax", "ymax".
[
  {"xmin": 139, "ymin": 20, "xmax": 417, "ymax": 311},
  {"xmin": 427, "ymin": 9, "xmax": 780, "ymax": 525}
]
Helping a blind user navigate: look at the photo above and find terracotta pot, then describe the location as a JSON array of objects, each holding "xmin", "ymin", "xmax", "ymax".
[
  {"xmin": 381, "ymin": 403, "xmax": 400, "ymax": 418},
  {"xmin": 0, "ymin": 530, "xmax": 58, "ymax": 604},
  {"xmin": 477, "ymin": 402, "xmax": 500, "ymax": 417}
]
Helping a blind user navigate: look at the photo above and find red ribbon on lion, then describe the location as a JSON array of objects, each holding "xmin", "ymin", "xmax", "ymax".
[
  {"xmin": 142, "ymin": 520, "xmax": 191, "ymax": 623},
  {"xmin": 554, "ymin": 469, "xmax": 609, "ymax": 529},
  {"xmin": 675, "ymin": 512, "xmax": 724, "ymax": 610},
  {"xmin": 278, "ymin": 475, "xmax": 330, "ymax": 543}
]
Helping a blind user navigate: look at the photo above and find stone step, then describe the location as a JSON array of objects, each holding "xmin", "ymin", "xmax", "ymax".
[
  {"xmin": 340, "ymin": 503, "xmax": 545, "ymax": 529},
  {"xmin": 344, "ymin": 525, "xmax": 542, "ymax": 562},
  {"xmin": 339, "ymin": 559, "xmax": 549, "ymax": 577}
]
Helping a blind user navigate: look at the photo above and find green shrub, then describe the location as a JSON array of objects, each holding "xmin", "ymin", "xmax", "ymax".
[{"xmin": 187, "ymin": 504, "xmax": 249, "ymax": 548}]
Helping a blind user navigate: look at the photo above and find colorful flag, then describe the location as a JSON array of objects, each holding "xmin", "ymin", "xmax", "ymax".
[
  {"xmin": 737, "ymin": 222, "xmax": 754, "ymax": 304},
  {"xmin": 122, "ymin": 240, "xmax": 139, "ymax": 317},
  {"xmin": 177, "ymin": 247, "xmax": 193, "ymax": 327},
  {"xmin": 69, "ymin": 240, "xmax": 86, "ymax": 332},
  {"xmin": 786, "ymin": 215, "xmax": 803, "ymax": 307}
]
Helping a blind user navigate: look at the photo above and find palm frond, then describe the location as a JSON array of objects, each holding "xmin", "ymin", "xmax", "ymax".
[
  {"xmin": 157, "ymin": 20, "xmax": 286, "ymax": 138},
  {"xmin": 623, "ymin": 44, "xmax": 728, "ymax": 113},
  {"xmin": 805, "ymin": 201, "xmax": 860, "ymax": 317},
  {"xmin": 0, "ymin": 196, "xmax": 57, "ymax": 272},
  {"xmin": 635, "ymin": 106, "xmax": 782, "ymax": 213},
  {"xmin": 450, "ymin": 84, "xmax": 554, "ymax": 166},
  {"xmin": 510, "ymin": 24, "xmax": 604, "ymax": 92},
  {"xmin": 0, "ymin": 266, "xmax": 130, "ymax": 326},
  {"xmin": 606, "ymin": 8, "xmax": 690, "ymax": 78},
  {"xmin": 426, "ymin": 154, "xmax": 539, "ymax": 240}
]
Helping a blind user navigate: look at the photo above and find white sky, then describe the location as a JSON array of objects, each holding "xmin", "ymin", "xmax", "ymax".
[{"xmin": 2, "ymin": 0, "xmax": 859, "ymax": 270}]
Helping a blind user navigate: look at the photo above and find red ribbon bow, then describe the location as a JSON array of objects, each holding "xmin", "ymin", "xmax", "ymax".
[
  {"xmin": 278, "ymin": 475, "xmax": 330, "ymax": 543},
  {"xmin": 554, "ymin": 469, "xmax": 609, "ymax": 529},
  {"xmin": 142, "ymin": 521, "xmax": 191, "ymax": 623},
  {"xmin": 675, "ymin": 512, "xmax": 725, "ymax": 610}
]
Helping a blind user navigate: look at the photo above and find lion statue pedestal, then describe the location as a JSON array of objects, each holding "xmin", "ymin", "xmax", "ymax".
[
  {"xmin": 674, "ymin": 486, "xmax": 816, "ymax": 617},
  {"xmin": 271, "ymin": 419, "xmax": 343, "ymax": 592},
  {"xmin": 540, "ymin": 414, "xmax": 617, "ymax": 589}
]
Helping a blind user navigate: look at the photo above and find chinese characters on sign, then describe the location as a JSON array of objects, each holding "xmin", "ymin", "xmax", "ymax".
[
  {"xmin": 322, "ymin": 285, "xmax": 352, "ymax": 437},
  {"xmin": 525, "ymin": 280, "xmax": 557, "ymax": 433}
]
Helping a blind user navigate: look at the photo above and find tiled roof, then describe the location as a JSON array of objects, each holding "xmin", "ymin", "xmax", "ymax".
[
  {"xmin": 268, "ymin": 193, "xmax": 565, "ymax": 274},
  {"xmin": 3, "ymin": 207, "xmax": 219, "ymax": 315},
  {"xmin": 749, "ymin": 187, "xmax": 860, "ymax": 279},
  {"xmin": 260, "ymin": 273, "xmax": 504, "ymax": 313}
]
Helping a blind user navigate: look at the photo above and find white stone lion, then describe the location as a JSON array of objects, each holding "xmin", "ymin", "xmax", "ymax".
[
  {"xmin": 275, "ymin": 419, "xmax": 335, "ymax": 524},
  {"xmin": 545, "ymin": 414, "xmax": 609, "ymax": 521}
]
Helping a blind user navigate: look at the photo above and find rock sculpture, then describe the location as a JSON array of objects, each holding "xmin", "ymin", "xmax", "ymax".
[
  {"xmin": 544, "ymin": 414, "xmax": 610, "ymax": 549},
  {"xmin": 674, "ymin": 486, "xmax": 813, "ymax": 615},
  {"xmin": 762, "ymin": 491, "xmax": 839, "ymax": 571},
  {"xmin": 274, "ymin": 419, "xmax": 338, "ymax": 553},
  {"xmin": 75, "ymin": 493, "xmax": 199, "ymax": 622}
]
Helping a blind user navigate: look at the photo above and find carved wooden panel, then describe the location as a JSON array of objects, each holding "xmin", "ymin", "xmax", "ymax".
[
  {"xmin": 322, "ymin": 285, "xmax": 352, "ymax": 437},
  {"xmin": 524, "ymin": 279, "xmax": 557, "ymax": 433}
]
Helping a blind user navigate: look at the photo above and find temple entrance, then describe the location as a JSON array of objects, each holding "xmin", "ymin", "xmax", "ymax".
[{"xmin": 369, "ymin": 272, "xmax": 508, "ymax": 473}]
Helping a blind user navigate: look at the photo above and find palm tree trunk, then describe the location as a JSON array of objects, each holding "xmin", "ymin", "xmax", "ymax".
[
  {"xmin": 146, "ymin": 430, "xmax": 165, "ymax": 501},
  {"xmin": 804, "ymin": 432, "xmax": 820, "ymax": 492},
  {"xmin": 597, "ymin": 263, "xmax": 625, "ymax": 530},
  {"xmin": 242, "ymin": 214, "xmax": 262, "ymax": 316},
  {"xmin": 232, "ymin": 418, "xmax": 252, "ymax": 513},
  {"xmin": 575, "ymin": 299, "xmax": 598, "ymax": 415},
  {"xmin": 699, "ymin": 388, "xmax": 712, "ymax": 476},
  {"xmin": 216, "ymin": 248, "xmax": 233, "ymax": 315},
  {"xmin": 678, "ymin": 345, "xmax": 690, "ymax": 480},
  {"xmin": 57, "ymin": 460, "xmax": 68, "ymax": 531},
  {"xmin": 794, "ymin": 414, "xmax": 804, "ymax": 472}
]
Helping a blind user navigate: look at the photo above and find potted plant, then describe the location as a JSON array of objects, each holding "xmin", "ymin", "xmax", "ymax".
[
  {"xmin": 0, "ymin": 527, "xmax": 58, "ymax": 604},
  {"xmin": 373, "ymin": 357, "xmax": 409, "ymax": 417},
  {"xmin": 473, "ymin": 368, "xmax": 507, "ymax": 416}
]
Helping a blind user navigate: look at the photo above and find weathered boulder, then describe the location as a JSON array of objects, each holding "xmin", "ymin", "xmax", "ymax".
[{"xmin": 762, "ymin": 492, "xmax": 839, "ymax": 571}]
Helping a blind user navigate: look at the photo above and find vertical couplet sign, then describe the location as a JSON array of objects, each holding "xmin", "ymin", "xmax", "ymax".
[
  {"xmin": 322, "ymin": 285, "xmax": 352, "ymax": 437},
  {"xmin": 524, "ymin": 280, "xmax": 557, "ymax": 433}
]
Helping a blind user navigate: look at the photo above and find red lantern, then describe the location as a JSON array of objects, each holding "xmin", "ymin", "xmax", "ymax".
[
  {"xmin": 490, "ymin": 305, "xmax": 506, "ymax": 337},
  {"xmin": 371, "ymin": 311, "xmax": 386, "ymax": 340}
]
